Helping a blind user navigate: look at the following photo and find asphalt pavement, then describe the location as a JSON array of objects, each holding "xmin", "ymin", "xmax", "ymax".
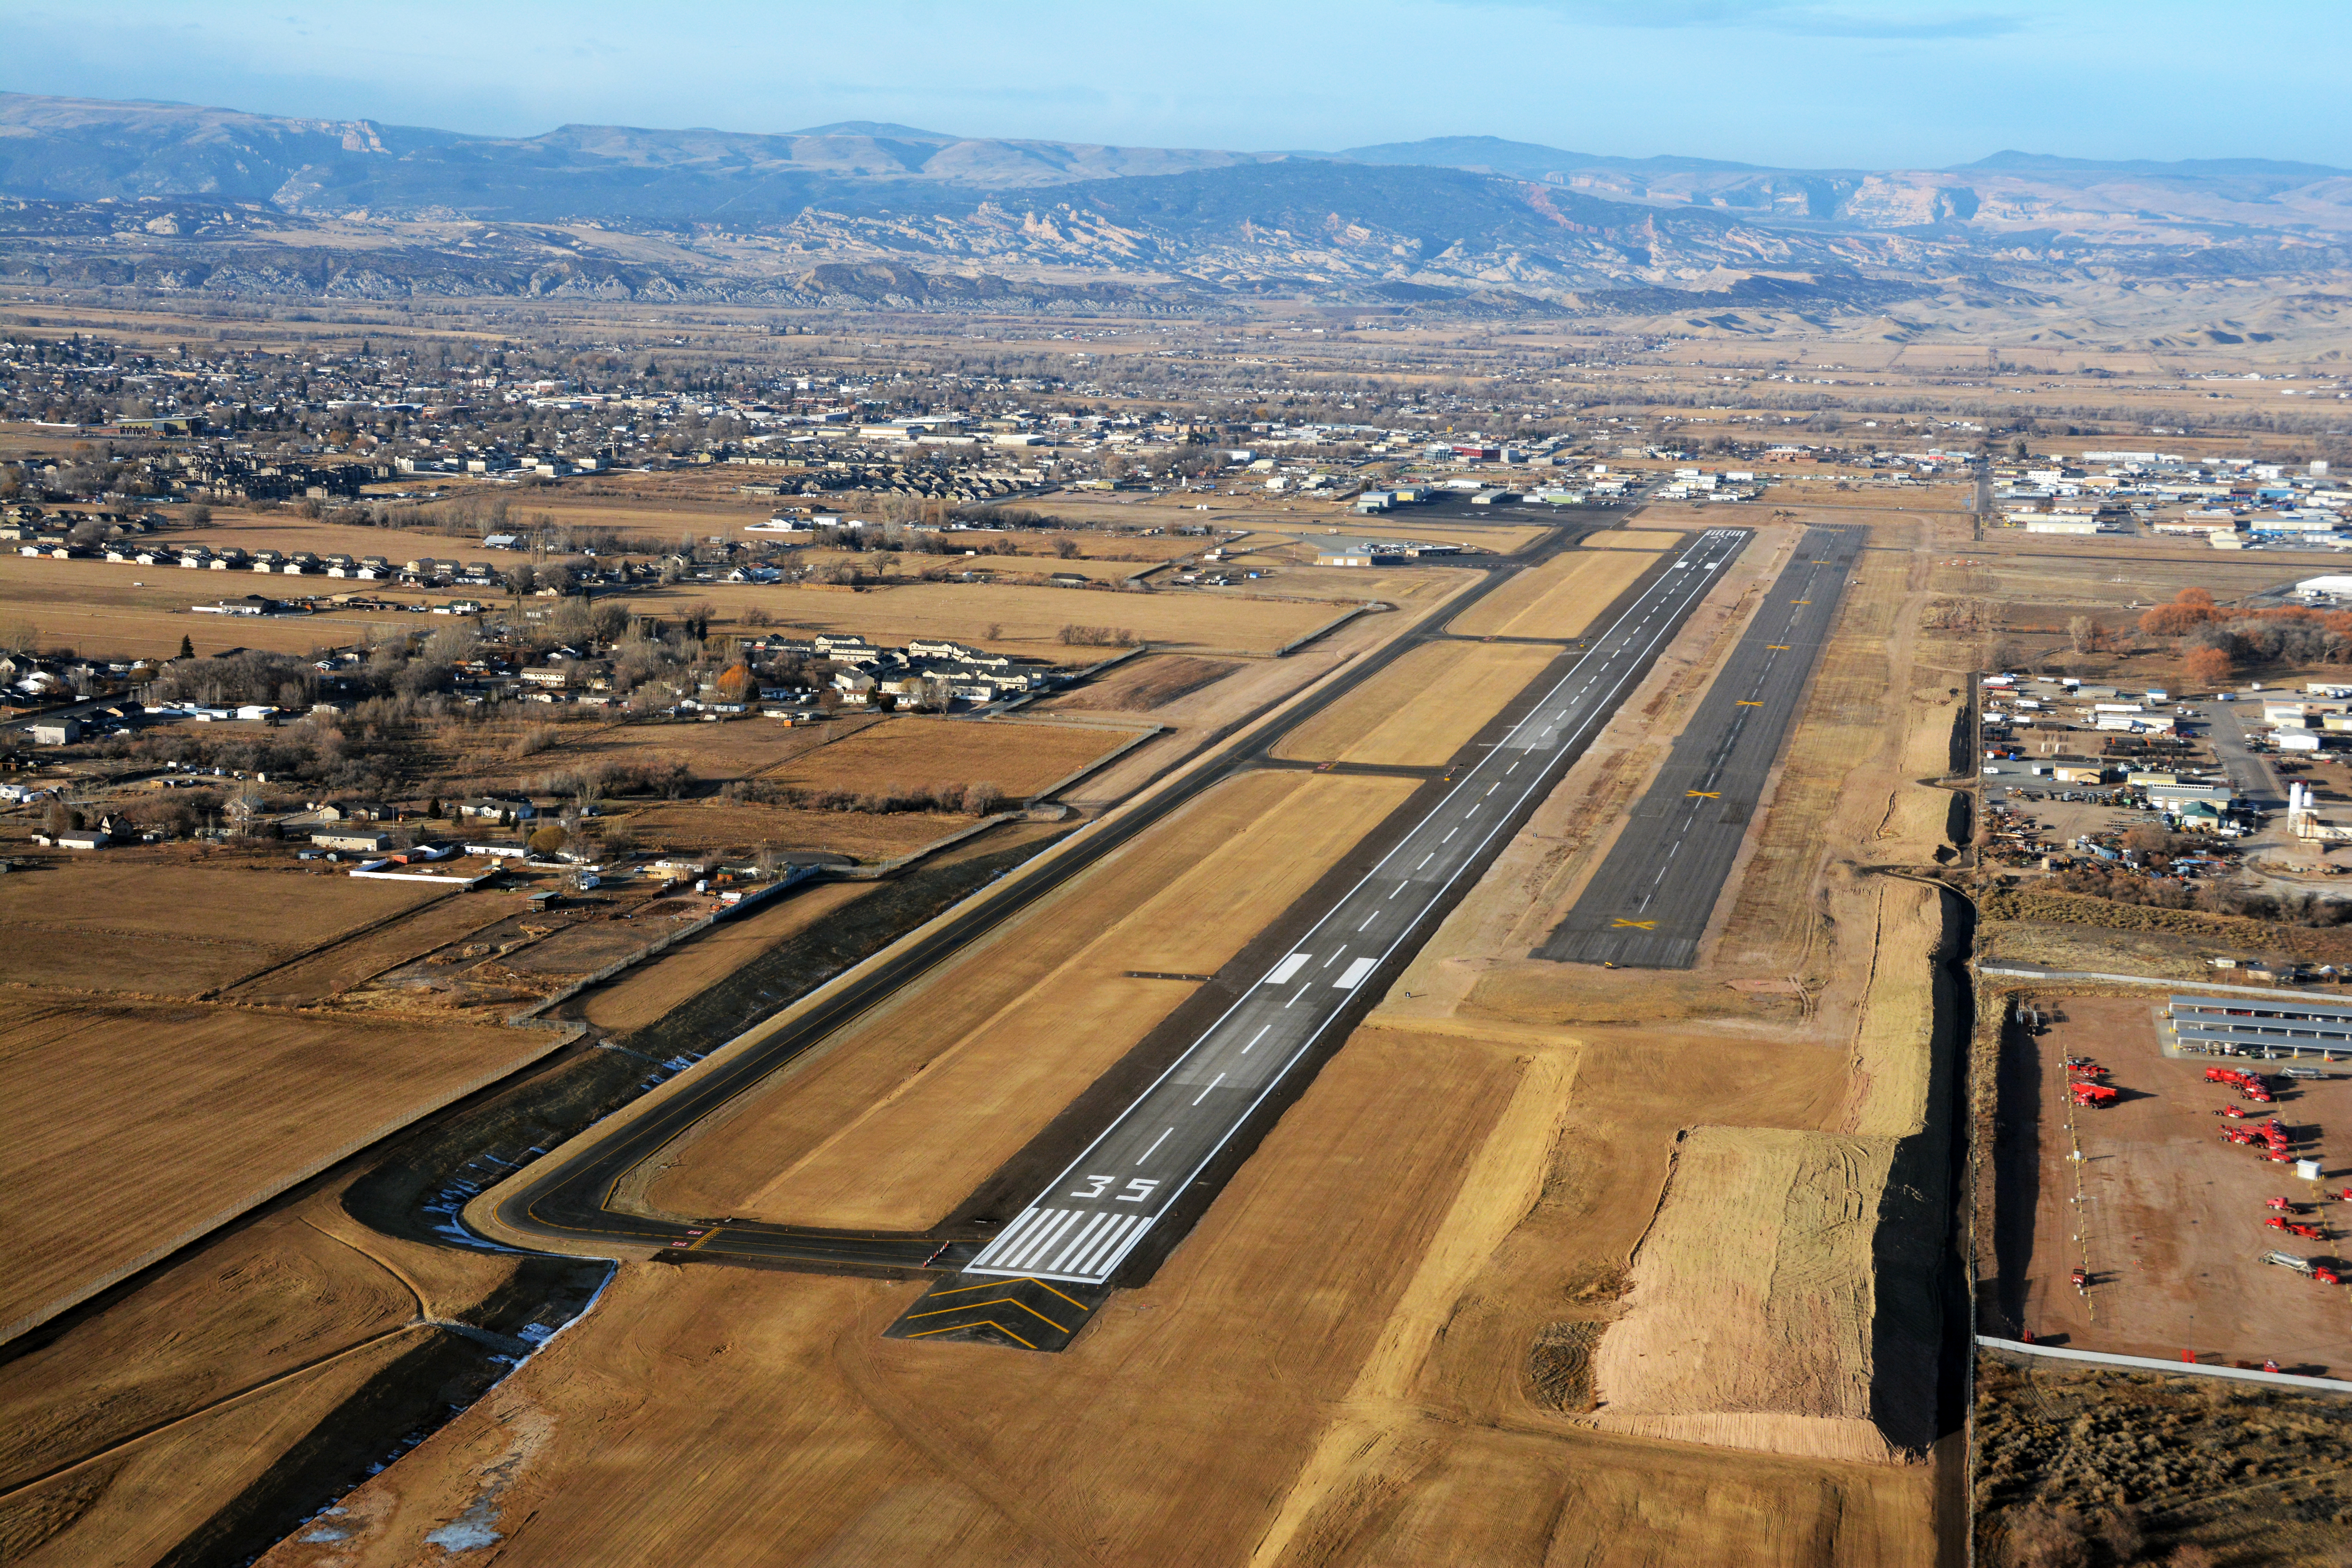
[
  {"xmin": 961, "ymin": 527, "xmax": 1754, "ymax": 1287},
  {"xmin": 1536, "ymin": 524, "xmax": 1863, "ymax": 969}
]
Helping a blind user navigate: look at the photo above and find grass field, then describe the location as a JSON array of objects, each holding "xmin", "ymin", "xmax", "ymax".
[
  {"xmin": 0, "ymin": 853, "xmax": 450, "ymax": 997},
  {"xmin": 645, "ymin": 768, "xmax": 1416, "ymax": 1230},
  {"xmin": 1446, "ymin": 548, "xmax": 1660, "ymax": 639},
  {"xmin": 0, "ymin": 993, "xmax": 553, "ymax": 1341},
  {"xmin": 1271, "ymin": 641, "xmax": 1559, "ymax": 766}
]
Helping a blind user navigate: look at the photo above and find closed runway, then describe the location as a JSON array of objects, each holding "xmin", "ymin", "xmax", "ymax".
[
  {"xmin": 1536, "ymin": 525, "xmax": 1863, "ymax": 969},
  {"xmin": 961, "ymin": 528, "xmax": 1753, "ymax": 1288}
]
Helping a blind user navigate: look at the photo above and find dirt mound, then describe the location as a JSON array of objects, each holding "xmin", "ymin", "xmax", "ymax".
[{"xmin": 1588, "ymin": 1125, "xmax": 1916, "ymax": 1462}]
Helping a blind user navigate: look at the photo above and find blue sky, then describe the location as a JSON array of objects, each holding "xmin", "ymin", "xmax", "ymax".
[{"xmin": 4, "ymin": 0, "xmax": 2345, "ymax": 168}]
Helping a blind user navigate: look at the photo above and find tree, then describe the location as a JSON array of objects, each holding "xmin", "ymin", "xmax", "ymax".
[
  {"xmin": 178, "ymin": 633, "xmax": 194, "ymax": 659},
  {"xmin": 2184, "ymin": 646, "xmax": 2234, "ymax": 688},
  {"xmin": 528, "ymin": 824, "xmax": 569, "ymax": 857},
  {"xmin": 2138, "ymin": 604, "xmax": 2210, "ymax": 637},
  {"xmin": 2066, "ymin": 615, "xmax": 2106, "ymax": 654},
  {"xmin": 2176, "ymin": 587, "xmax": 2216, "ymax": 608},
  {"xmin": 712, "ymin": 662, "xmax": 754, "ymax": 703}
]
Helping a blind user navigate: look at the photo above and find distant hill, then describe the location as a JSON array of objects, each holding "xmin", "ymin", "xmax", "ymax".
[
  {"xmin": 1339, "ymin": 135, "xmax": 1764, "ymax": 178},
  {"xmin": 1955, "ymin": 149, "xmax": 2348, "ymax": 178},
  {"xmin": 0, "ymin": 91, "xmax": 2346, "ymax": 318}
]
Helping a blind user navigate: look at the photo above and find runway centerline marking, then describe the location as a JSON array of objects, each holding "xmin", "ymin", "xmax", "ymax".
[{"xmin": 961, "ymin": 530, "xmax": 1752, "ymax": 1287}]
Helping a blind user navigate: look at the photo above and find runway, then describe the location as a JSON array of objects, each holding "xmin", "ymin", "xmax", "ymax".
[
  {"xmin": 961, "ymin": 527, "xmax": 1753, "ymax": 1288},
  {"xmin": 1535, "ymin": 524, "xmax": 1863, "ymax": 969}
]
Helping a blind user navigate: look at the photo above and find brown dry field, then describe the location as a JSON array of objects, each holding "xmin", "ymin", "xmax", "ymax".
[
  {"xmin": 260, "ymin": 1020, "xmax": 1933, "ymax": 1568},
  {"xmin": 635, "ymin": 577, "xmax": 1351, "ymax": 663},
  {"xmin": 460, "ymin": 710, "xmax": 875, "ymax": 793},
  {"xmin": 608, "ymin": 799, "xmax": 981, "ymax": 863},
  {"xmin": 1271, "ymin": 640, "xmax": 1560, "ymax": 767},
  {"xmin": 1029, "ymin": 653, "xmax": 1240, "ymax": 713},
  {"xmin": 0, "ymin": 991, "xmax": 550, "ymax": 1340},
  {"xmin": 224, "ymin": 886, "xmax": 535, "ymax": 1007},
  {"xmin": 0, "ymin": 852, "xmax": 449, "ymax": 997},
  {"xmin": 561, "ymin": 822, "xmax": 1065, "ymax": 1038},
  {"xmin": 644, "ymin": 769, "xmax": 1415, "ymax": 1230},
  {"xmin": 1447, "ymin": 547, "xmax": 1660, "ymax": 639},
  {"xmin": 2008, "ymin": 995, "xmax": 2352, "ymax": 1373},
  {"xmin": 764, "ymin": 716, "xmax": 1139, "ymax": 797},
  {"xmin": 1580, "ymin": 528, "xmax": 1691, "ymax": 551},
  {"xmin": 1234, "ymin": 562, "xmax": 1479, "ymax": 606},
  {"xmin": 0, "ymin": 556, "xmax": 424, "ymax": 662},
  {"xmin": 0, "ymin": 1173, "xmax": 532, "ymax": 1566},
  {"xmin": 159, "ymin": 508, "xmax": 452, "ymax": 563},
  {"xmin": 483, "ymin": 712, "xmax": 1131, "ymax": 799},
  {"xmin": 1278, "ymin": 519, "xmax": 1553, "ymax": 555},
  {"xmin": 1058, "ymin": 575, "xmax": 1480, "ymax": 812},
  {"xmin": 566, "ymin": 880, "xmax": 881, "ymax": 1036}
]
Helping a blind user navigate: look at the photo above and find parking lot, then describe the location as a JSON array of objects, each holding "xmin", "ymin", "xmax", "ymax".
[{"xmin": 1996, "ymin": 994, "xmax": 2352, "ymax": 1375}]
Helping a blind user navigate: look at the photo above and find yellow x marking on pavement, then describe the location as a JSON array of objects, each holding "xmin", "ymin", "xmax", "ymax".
[
  {"xmin": 1611, "ymin": 918, "xmax": 1657, "ymax": 930},
  {"xmin": 1687, "ymin": 790, "xmax": 1720, "ymax": 798}
]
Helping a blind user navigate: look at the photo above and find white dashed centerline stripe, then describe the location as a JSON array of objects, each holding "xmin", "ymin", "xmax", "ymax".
[{"xmin": 960, "ymin": 532, "xmax": 1753, "ymax": 1284}]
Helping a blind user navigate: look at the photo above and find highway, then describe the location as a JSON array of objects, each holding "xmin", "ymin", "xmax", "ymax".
[
  {"xmin": 1537, "ymin": 525, "xmax": 1862, "ymax": 968},
  {"xmin": 962, "ymin": 527, "xmax": 1753, "ymax": 1287}
]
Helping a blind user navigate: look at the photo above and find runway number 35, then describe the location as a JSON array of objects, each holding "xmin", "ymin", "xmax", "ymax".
[{"xmin": 1071, "ymin": 1175, "xmax": 1160, "ymax": 1202}]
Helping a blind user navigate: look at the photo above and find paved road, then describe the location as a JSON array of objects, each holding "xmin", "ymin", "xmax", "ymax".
[
  {"xmin": 964, "ymin": 528, "xmax": 1753, "ymax": 1287},
  {"xmin": 1536, "ymin": 525, "xmax": 1863, "ymax": 969}
]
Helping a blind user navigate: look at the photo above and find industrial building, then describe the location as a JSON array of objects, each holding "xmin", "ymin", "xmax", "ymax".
[{"xmin": 2167, "ymin": 995, "xmax": 2352, "ymax": 1063}]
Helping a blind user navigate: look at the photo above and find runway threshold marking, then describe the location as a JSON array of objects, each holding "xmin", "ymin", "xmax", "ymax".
[
  {"xmin": 905, "ymin": 1319, "xmax": 1040, "ymax": 1349},
  {"xmin": 958, "ymin": 529, "xmax": 1753, "ymax": 1293},
  {"xmin": 903, "ymin": 1296, "xmax": 1073, "ymax": 1332}
]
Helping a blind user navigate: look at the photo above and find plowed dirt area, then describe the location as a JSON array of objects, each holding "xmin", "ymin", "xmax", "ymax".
[
  {"xmin": 0, "ymin": 853, "xmax": 450, "ymax": 997},
  {"xmin": 642, "ymin": 768, "xmax": 1415, "ymax": 1230},
  {"xmin": 1446, "ymin": 547, "xmax": 1660, "ymax": 639},
  {"xmin": 1271, "ymin": 640, "xmax": 1560, "ymax": 767},
  {"xmin": 0, "ymin": 993, "xmax": 552, "ymax": 1339},
  {"xmin": 1998, "ymin": 994, "xmax": 2352, "ymax": 1373}
]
